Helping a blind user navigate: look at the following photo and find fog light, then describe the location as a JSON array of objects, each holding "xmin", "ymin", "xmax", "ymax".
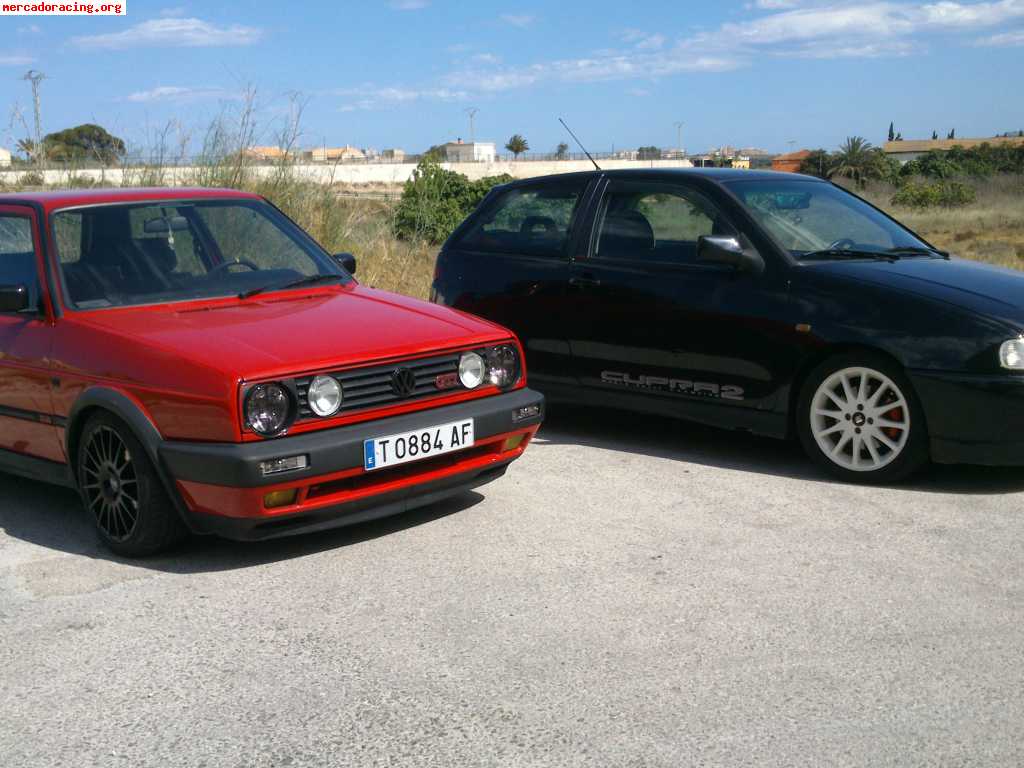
[
  {"xmin": 512, "ymin": 404, "xmax": 541, "ymax": 422},
  {"xmin": 502, "ymin": 434, "xmax": 526, "ymax": 452},
  {"xmin": 264, "ymin": 489, "xmax": 298, "ymax": 509},
  {"xmin": 259, "ymin": 455, "xmax": 309, "ymax": 476}
]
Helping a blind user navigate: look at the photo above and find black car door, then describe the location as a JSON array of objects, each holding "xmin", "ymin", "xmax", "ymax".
[
  {"xmin": 434, "ymin": 177, "xmax": 595, "ymax": 395},
  {"xmin": 566, "ymin": 177, "xmax": 799, "ymax": 436}
]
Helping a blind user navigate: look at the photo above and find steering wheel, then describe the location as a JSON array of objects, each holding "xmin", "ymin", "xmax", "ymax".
[
  {"xmin": 828, "ymin": 238, "xmax": 857, "ymax": 251},
  {"xmin": 209, "ymin": 259, "xmax": 260, "ymax": 276},
  {"xmin": 520, "ymin": 216, "xmax": 558, "ymax": 237}
]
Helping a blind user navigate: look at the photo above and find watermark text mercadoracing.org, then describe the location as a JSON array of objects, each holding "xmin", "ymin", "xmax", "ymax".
[{"xmin": 2, "ymin": 1, "xmax": 124, "ymax": 13}]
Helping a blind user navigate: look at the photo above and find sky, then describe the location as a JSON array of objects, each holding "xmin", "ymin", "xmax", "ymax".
[{"xmin": 1, "ymin": 0, "xmax": 1023, "ymax": 157}]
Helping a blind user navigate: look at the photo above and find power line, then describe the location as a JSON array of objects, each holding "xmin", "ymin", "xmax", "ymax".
[
  {"xmin": 22, "ymin": 69, "xmax": 45, "ymax": 162},
  {"xmin": 464, "ymin": 107, "xmax": 479, "ymax": 144}
]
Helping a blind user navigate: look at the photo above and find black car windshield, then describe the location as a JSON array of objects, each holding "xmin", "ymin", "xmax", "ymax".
[
  {"xmin": 723, "ymin": 179, "xmax": 931, "ymax": 260},
  {"xmin": 53, "ymin": 199, "xmax": 349, "ymax": 310}
]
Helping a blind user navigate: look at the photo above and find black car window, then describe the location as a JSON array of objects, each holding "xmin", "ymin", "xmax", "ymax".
[
  {"xmin": 456, "ymin": 182, "xmax": 585, "ymax": 258},
  {"xmin": 595, "ymin": 182, "xmax": 736, "ymax": 264},
  {"xmin": 0, "ymin": 214, "xmax": 40, "ymax": 309}
]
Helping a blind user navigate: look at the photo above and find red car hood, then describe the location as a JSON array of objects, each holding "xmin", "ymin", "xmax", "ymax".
[{"xmin": 73, "ymin": 285, "xmax": 510, "ymax": 380}]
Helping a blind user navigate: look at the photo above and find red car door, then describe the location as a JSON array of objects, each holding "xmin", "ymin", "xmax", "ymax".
[{"xmin": 0, "ymin": 204, "xmax": 64, "ymax": 465}]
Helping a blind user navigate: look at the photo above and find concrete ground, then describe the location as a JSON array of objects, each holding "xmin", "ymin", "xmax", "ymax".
[{"xmin": 1, "ymin": 408, "xmax": 1022, "ymax": 767}]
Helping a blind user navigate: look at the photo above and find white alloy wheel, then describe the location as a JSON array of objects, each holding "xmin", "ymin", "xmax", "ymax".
[{"xmin": 809, "ymin": 366, "xmax": 911, "ymax": 472}]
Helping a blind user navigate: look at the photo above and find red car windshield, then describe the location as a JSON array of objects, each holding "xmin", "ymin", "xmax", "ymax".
[{"xmin": 52, "ymin": 199, "xmax": 347, "ymax": 310}]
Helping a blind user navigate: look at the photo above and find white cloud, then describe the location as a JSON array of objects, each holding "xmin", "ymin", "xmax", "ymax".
[
  {"xmin": 471, "ymin": 53, "xmax": 502, "ymax": 64},
  {"xmin": 17, "ymin": 24, "xmax": 42, "ymax": 34},
  {"xmin": 336, "ymin": 85, "xmax": 470, "ymax": 111},
  {"xmin": 390, "ymin": 0, "xmax": 429, "ymax": 8},
  {"xmin": 500, "ymin": 14, "xmax": 535, "ymax": 28},
  {"xmin": 71, "ymin": 17, "xmax": 263, "ymax": 50},
  {"xmin": 975, "ymin": 27, "xmax": 1024, "ymax": 43},
  {"xmin": 0, "ymin": 54, "xmax": 34, "ymax": 65},
  {"xmin": 126, "ymin": 85, "xmax": 236, "ymax": 103}
]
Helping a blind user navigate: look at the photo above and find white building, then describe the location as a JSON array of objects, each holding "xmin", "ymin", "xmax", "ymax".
[
  {"xmin": 444, "ymin": 141, "xmax": 496, "ymax": 163},
  {"xmin": 1, "ymin": 147, "xmax": 14, "ymax": 167}
]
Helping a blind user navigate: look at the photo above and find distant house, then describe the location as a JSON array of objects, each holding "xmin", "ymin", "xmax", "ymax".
[
  {"xmin": 381, "ymin": 148, "xmax": 406, "ymax": 162},
  {"xmin": 730, "ymin": 157, "xmax": 751, "ymax": 170},
  {"xmin": 772, "ymin": 150, "xmax": 812, "ymax": 173},
  {"xmin": 884, "ymin": 136, "xmax": 1024, "ymax": 164},
  {"xmin": 311, "ymin": 145, "xmax": 366, "ymax": 163},
  {"xmin": 443, "ymin": 140, "xmax": 496, "ymax": 163},
  {"xmin": 0, "ymin": 148, "xmax": 10, "ymax": 167},
  {"xmin": 242, "ymin": 146, "xmax": 287, "ymax": 161}
]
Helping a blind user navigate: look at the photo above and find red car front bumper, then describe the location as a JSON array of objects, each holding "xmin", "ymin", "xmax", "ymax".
[{"xmin": 158, "ymin": 388, "xmax": 544, "ymax": 540}]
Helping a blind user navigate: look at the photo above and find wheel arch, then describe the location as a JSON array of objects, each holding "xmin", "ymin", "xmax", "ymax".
[{"xmin": 65, "ymin": 387, "xmax": 190, "ymax": 521}]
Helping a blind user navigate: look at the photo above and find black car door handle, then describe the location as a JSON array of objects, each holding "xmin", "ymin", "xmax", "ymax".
[{"xmin": 569, "ymin": 276, "xmax": 601, "ymax": 288}]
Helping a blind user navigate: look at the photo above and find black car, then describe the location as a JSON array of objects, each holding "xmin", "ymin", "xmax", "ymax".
[{"xmin": 430, "ymin": 168, "xmax": 1024, "ymax": 482}]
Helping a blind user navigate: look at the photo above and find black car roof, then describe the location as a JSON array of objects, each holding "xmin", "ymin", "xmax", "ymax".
[{"xmin": 501, "ymin": 167, "xmax": 825, "ymax": 188}]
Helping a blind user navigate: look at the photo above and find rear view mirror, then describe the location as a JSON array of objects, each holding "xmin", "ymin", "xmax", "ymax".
[
  {"xmin": 143, "ymin": 215, "xmax": 189, "ymax": 234},
  {"xmin": 773, "ymin": 192, "xmax": 811, "ymax": 210},
  {"xmin": 334, "ymin": 253, "xmax": 357, "ymax": 274},
  {"xmin": 697, "ymin": 236, "xmax": 765, "ymax": 275},
  {"xmin": 0, "ymin": 284, "xmax": 30, "ymax": 313}
]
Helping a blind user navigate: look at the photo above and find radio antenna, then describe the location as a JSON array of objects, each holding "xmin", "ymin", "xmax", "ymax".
[{"xmin": 559, "ymin": 117, "xmax": 601, "ymax": 170}]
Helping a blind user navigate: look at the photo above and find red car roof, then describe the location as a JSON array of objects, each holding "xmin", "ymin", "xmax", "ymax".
[{"xmin": 0, "ymin": 187, "xmax": 262, "ymax": 213}]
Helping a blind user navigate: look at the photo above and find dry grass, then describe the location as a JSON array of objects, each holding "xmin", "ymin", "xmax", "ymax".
[{"xmin": 855, "ymin": 176, "xmax": 1024, "ymax": 270}]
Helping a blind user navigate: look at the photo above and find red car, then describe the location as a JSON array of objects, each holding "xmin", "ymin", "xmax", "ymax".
[{"xmin": 0, "ymin": 188, "xmax": 543, "ymax": 556}]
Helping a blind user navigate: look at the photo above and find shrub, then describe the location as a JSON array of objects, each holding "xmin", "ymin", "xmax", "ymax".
[
  {"xmin": 891, "ymin": 180, "xmax": 977, "ymax": 209},
  {"xmin": 393, "ymin": 156, "xmax": 512, "ymax": 243},
  {"xmin": 18, "ymin": 171, "xmax": 45, "ymax": 188}
]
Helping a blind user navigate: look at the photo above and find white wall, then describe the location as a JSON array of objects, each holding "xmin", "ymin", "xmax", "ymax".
[{"xmin": 0, "ymin": 158, "xmax": 695, "ymax": 189}]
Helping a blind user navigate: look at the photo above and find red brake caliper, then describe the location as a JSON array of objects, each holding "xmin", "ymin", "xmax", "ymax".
[{"xmin": 884, "ymin": 408, "xmax": 903, "ymax": 440}]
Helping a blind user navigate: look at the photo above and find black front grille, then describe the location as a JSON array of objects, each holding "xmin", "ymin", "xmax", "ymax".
[{"xmin": 295, "ymin": 352, "xmax": 461, "ymax": 419}]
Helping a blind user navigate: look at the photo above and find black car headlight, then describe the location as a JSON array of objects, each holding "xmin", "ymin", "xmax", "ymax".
[
  {"xmin": 484, "ymin": 344, "xmax": 521, "ymax": 389},
  {"xmin": 245, "ymin": 382, "xmax": 294, "ymax": 436},
  {"xmin": 1000, "ymin": 338, "xmax": 1024, "ymax": 370}
]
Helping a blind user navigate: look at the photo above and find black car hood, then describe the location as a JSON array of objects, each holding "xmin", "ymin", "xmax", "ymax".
[{"xmin": 804, "ymin": 257, "xmax": 1024, "ymax": 329}]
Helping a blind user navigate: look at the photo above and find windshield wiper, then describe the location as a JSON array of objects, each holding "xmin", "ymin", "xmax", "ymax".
[
  {"xmin": 799, "ymin": 248, "xmax": 898, "ymax": 262},
  {"xmin": 884, "ymin": 246, "xmax": 950, "ymax": 258},
  {"xmin": 239, "ymin": 274, "xmax": 344, "ymax": 300}
]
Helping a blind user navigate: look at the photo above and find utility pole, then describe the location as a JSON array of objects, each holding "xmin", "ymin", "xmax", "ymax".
[
  {"xmin": 674, "ymin": 121, "xmax": 684, "ymax": 155},
  {"xmin": 22, "ymin": 69, "xmax": 45, "ymax": 163},
  {"xmin": 464, "ymin": 107, "xmax": 479, "ymax": 144}
]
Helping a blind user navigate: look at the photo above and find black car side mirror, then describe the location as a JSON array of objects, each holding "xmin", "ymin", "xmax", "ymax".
[
  {"xmin": 0, "ymin": 285, "xmax": 30, "ymax": 313},
  {"xmin": 697, "ymin": 236, "xmax": 765, "ymax": 275},
  {"xmin": 334, "ymin": 253, "xmax": 357, "ymax": 275}
]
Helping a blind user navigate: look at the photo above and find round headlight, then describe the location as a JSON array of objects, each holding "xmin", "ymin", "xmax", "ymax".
[
  {"xmin": 245, "ymin": 383, "xmax": 292, "ymax": 436},
  {"xmin": 308, "ymin": 375, "xmax": 343, "ymax": 417},
  {"xmin": 485, "ymin": 345, "xmax": 520, "ymax": 389},
  {"xmin": 459, "ymin": 351, "xmax": 485, "ymax": 389},
  {"xmin": 1000, "ymin": 338, "xmax": 1024, "ymax": 370}
]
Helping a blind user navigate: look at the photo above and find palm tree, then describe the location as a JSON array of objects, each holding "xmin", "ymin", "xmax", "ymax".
[
  {"xmin": 505, "ymin": 134, "xmax": 529, "ymax": 159},
  {"xmin": 829, "ymin": 136, "xmax": 879, "ymax": 187},
  {"xmin": 555, "ymin": 141, "xmax": 569, "ymax": 160}
]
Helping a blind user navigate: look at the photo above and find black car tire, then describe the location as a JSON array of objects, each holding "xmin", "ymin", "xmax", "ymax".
[
  {"xmin": 797, "ymin": 352, "xmax": 930, "ymax": 483},
  {"xmin": 76, "ymin": 412, "xmax": 188, "ymax": 557}
]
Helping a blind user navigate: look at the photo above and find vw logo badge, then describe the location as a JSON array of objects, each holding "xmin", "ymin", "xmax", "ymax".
[{"xmin": 391, "ymin": 368, "xmax": 417, "ymax": 397}]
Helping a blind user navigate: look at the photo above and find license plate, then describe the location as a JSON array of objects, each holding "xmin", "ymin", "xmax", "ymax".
[{"xmin": 363, "ymin": 419, "xmax": 474, "ymax": 472}]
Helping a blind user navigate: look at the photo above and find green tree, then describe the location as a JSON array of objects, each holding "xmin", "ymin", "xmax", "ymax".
[
  {"xmin": 42, "ymin": 123, "xmax": 126, "ymax": 164},
  {"xmin": 888, "ymin": 122, "xmax": 895, "ymax": 142},
  {"xmin": 637, "ymin": 146, "xmax": 661, "ymax": 160},
  {"xmin": 505, "ymin": 134, "xmax": 529, "ymax": 159},
  {"xmin": 829, "ymin": 137, "xmax": 885, "ymax": 187},
  {"xmin": 932, "ymin": 130, "xmax": 939, "ymax": 140},
  {"xmin": 555, "ymin": 142, "xmax": 570, "ymax": 160},
  {"xmin": 798, "ymin": 149, "xmax": 832, "ymax": 179},
  {"xmin": 393, "ymin": 155, "xmax": 513, "ymax": 243}
]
